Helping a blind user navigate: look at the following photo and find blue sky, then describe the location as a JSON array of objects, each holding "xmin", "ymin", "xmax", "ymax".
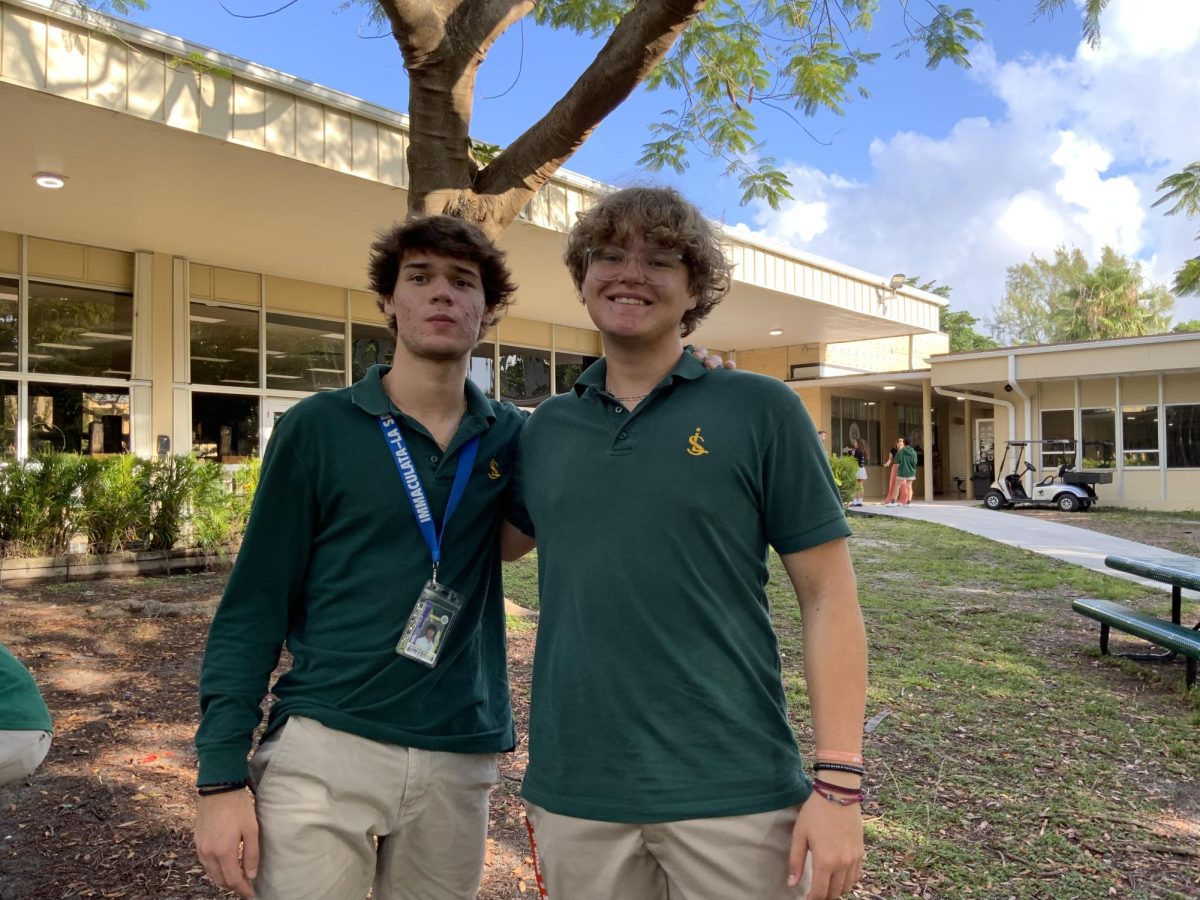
[{"xmin": 118, "ymin": 0, "xmax": 1200, "ymax": 326}]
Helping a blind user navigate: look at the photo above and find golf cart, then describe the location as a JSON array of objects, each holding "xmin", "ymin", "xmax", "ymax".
[{"xmin": 981, "ymin": 440, "xmax": 1112, "ymax": 512}]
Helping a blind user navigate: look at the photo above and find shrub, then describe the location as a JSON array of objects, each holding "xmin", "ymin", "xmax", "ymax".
[
  {"xmin": 0, "ymin": 454, "xmax": 102, "ymax": 556},
  {"xmin": 828, "ymin": 453, "xmax": 859, "ymax": 506},
  {"xmin": 81, "ymin": 455, "xmax": 154, "ymax": 554}
]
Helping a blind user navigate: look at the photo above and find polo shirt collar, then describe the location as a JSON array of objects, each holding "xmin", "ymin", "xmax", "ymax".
[
  {"xmin": 572, "ymin": 347, "xmax": 708, "ymax": 398},
  {"xmin": 351, "ymin": 364, "xmax": 496, "ymax": 423}
]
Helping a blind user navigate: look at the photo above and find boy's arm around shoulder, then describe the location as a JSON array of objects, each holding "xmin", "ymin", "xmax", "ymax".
[{"xmin": 780, "ymin": 538, "xmax": 867, "ymax": 900}]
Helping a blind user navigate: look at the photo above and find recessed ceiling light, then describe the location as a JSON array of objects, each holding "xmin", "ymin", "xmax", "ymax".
[
  {"xmin": 79, "ymin": 332, "xmax": 133, "ymax": 341},
  {"xmin": 36, "ymin": 341, "xmax": 90, "ymax": 350},
  {"xmin": 34, "ymin": 172, "xmax": 67, "ymax": 189},
  {"xmin": 307, "ymin": 367, "xmax": 344, "ymax": 373},
  {"xmin": 190, "ymin": 315, "xmax": 226, "ymax": 324},
  {"xmin": 883, "ymin": 385, "xmax": 896, "ymax": 391},
  {"xmin": 192, "ymin": 356, "xmax": 232, "ymax": 363},
  {"xmin": 768, "ymin": 329, "xmax": 783, "ymax": 336}
]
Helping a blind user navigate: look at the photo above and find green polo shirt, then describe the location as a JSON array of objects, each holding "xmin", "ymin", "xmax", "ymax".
[
  {"xmin": 0, "ymin": 644, "xmax": 52, "ymax": 733},
  {"xmin": 510, "ymin": 352, "xmax": 850, "ymax": 822},
  {"xmin": 197, "ymin": 365, "xmax": 522, "ymax": 785}
]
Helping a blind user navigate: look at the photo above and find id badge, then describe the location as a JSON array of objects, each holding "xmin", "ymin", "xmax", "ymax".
[{"xmin": 397, "ymin": 579, "xmax": 464, "ymax": 667}]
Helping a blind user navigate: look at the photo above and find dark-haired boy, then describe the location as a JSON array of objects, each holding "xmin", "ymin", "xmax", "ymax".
[
  {"xmin": 194, "ymin": 216, "xmax": 522, "ymax": 899},
  {"xmin": 506, "ymin": 187, "xmax": 868, "ymax": 900}
]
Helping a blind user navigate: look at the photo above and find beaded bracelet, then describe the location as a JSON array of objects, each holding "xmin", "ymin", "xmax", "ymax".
[{"xmin": 197, "ymin": 780, "xmax": 248, "ymax": 797}]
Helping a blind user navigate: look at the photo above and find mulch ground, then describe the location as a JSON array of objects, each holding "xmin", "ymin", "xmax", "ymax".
[{"xmin": 0, "ymin": 574, "xmax": 536, "ymax": 899}]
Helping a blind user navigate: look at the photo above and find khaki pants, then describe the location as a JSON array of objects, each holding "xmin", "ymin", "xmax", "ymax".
[
  {"xmin": 0, "ymin": 730, "xmax": 52, "ymax": 787},
  {"xmin": 525, "ymin": 801, "xmax": 811, "ymax": 900},
  {"xmin": 248, "ymin": 716, "xmax": 499, "ymax": 900}
]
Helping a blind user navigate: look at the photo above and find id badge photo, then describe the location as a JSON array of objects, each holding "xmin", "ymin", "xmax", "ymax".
[{"xmin": 397, "ymin": 579, "xmax": 464, "ymax": 667}]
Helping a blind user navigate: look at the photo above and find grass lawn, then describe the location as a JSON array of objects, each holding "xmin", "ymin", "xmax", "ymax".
[{"xmin": 505, "ymin": 515, "xmax": 1200, "ymax": 898}]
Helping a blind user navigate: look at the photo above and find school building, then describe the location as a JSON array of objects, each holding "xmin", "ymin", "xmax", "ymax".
[{"xmin": 2, "ymin": 0, "xmax": 1197, "ymax": 510}]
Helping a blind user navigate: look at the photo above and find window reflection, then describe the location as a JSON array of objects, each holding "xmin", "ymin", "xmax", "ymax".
[
  {"xmin": 499, "ymin": 344, "xmax": 551, "ymax": 407},
  {"xmin": 351, "ymin": 322, "xmax": 395, "ymax": 382},
  {"xmin": 1081, "ymin": 408, "xmax": 1115, "ymax": 468},
  {"xmin": 555, "ymin": 352, "xmax": 598, "ymax": 394},
  {"xmin": 470, "ymin": 342, "xmax": 495, "ymax": 396},
  {"xmin": 1121, "ymin": 406, "xmax": 1159, "ymax": 468},
  {"xmin": 1, "ymin": 380, "xmax": 15, "ymax": 459},
  {"xmin": 192, "ymin": 393, "xmax": 259, "ymax": 461},
  {"xmin": 0, "ymin": 277, "xmax": 17, "ymax": 368},
  {"xmin": 266, "ymin": 312, "xmax": 345, "ymax": 391},
  {"xmin": 190, "ymin": 303, "xmax": 261, "ymax": 387},
  {"xmin": 28, "ymin": 282, "xmax": 133, "ymax": 377},
  {"xmin": 28, "ymin": 384, "xmax": 129, "ymax": 454}
]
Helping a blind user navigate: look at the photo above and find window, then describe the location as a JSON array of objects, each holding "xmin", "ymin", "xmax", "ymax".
[
  {"xmin": 28, "ymin": 384, "xmax": 129, "ymax": 454},
  {"xmin": 1, "ymin": 380, "xmax": 15, "ymax": 459},
  {"xmin": 470, "ymin": 342, "xmax": 496, "ymax": 397},
  {"xmin": 1040, "ymin": 410, "xmax": 1075, "ymax": 470},
  {"xmin": 831, "ymin": 396, "xmax": 880, "ymax": 464},
  {"xmin": 555, "ymin": 351, "xmax": 599, "ymax": 395},
  {"xmin": 190, "ymin": 302, "xmax": 261, "ymax": 387},
  {"xmin": 265, "ymin": 313, "xmax": 345, "ymax": 392},
  {"xmin": 897, "ymin": 404, "xmax": 934, "ymax": 466},
  {"xmin": 28, "ymin": 282, "xmax": 133, "ymax": 377},
  {"xmin": 1165, "ymin": 404, "xmax": 1200, "ymax": 468},
  {"xmin": 0, "ymin": 277, "xmax": 17, "ymax": 367},
  {"xmin": 351, "ymin": 322, "xmax": 395, "ymax": 382},
  {"xmin": 499, "ymin": 345, "xmax": 551, "ymax": 407},
  {"xmin": 1081, "ymin": 408, "xmax": 1115, "ymax": 468},
  {"xmin": 192, "ymin": 393, "xmax": 259, "ymax": 461},
  {"xmin": 1121, "ymin": 405, "xmax": 1159, "ymax": 467}
]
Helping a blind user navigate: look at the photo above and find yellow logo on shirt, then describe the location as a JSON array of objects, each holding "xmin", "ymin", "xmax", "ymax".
[
  {"xmin": 686, "ymin": 428, "xmax": 710, "ymax": 456},
  {"xmin": 488, "ymin": 457, "xmax": 502, "ymax": 480}
]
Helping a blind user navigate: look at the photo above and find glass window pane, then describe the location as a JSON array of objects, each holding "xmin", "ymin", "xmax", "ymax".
[
  {"xmin": 1081, "ymin": 408, "xmax": 1115, "ymax": 468},
  {"xmin": 499, "ymin": 344, "xmax": 551, "ymax": 408},
  {"xmin": 28, "ymin": 383, "xmax": 129, "ymax": 454},
  {"xmin": 190, "ymin": 302, "xmax": 261, "ymax": 387},
  {"xmin": 28, "ymin": 282, "xmax": 133, "ymax": 377},
  {"xmin": 831, "ymin": 396, "xmax": 881, "ymax": 464},
  {"xmin": 1121, "ymin": 405, "xmax": 1159, "ymax": 467},
  {"xmin": 192, "ymin": 392, "xmax": 260, "ymax": 461},
  {"xmin": 1, "ymin": 380, "xmax": 16, "ymax": 459},
  {"xmin": 265, "ymin": 312, "xmax": 345, "ymax": 392},
  {"xmin": 1040, "ymin": 410, "xmax": 1074, "ymax": 469},
  {"xmin": 470, "ymin": 342, "xmax": 495, "ymax": 397},
  {"xmin": 0, "ymin": 277, "xmax": 17, "ymax": 368},
  {"xmin": 555, "ymin": 351, "xmax": 599, "ymax": 394},
  {"xmin": 1165, "ymin": 405, "xmax": 1200, "ymax": 468},
  {"xmin": 351, "ymin": 322, "xmax": 394, "ymax": 382}
]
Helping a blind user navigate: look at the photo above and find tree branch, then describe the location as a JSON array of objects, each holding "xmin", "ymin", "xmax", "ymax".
[{"xmin": 473, "ymin": 0, "xmax": 708, "ymax": 223}]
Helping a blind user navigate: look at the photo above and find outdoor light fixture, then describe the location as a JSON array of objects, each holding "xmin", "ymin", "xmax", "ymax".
[
  {"xmin": 877, "ymin": 272, "xmax": 907, "ymax": 309},
  {"xmin": 769, "ymin": 329, "xmax": 783, "ymax": 336},
  {"xmin": 888, "ymin": 273, "xmax": 906, "ymax": 290},
  {"xmin": 883, "ymin": 385, "xmax": 897, "ymax": 391},
  {"xmin": 33, "ymin": 172, "xmax": 66, "ymax": 189}
]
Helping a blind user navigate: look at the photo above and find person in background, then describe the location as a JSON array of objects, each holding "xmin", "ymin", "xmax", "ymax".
[
  {"xmin": 850, "ymin": 439, "xmax": 868, "ymax": 507},
  {"xmin": 893, "ymin": 437, "xmax": 919, "ymax": 506},
  {"xmin": 0, "ymin": 642, "xmax": 53, "ymax": 788},
  {"xmin": 881, "ymin": 438, "xmax": 902, "ymax": 506}
]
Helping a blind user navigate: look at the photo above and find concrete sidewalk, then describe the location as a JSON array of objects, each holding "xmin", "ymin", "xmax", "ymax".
[{"xmin": 850, "ymin": 501, "xmax": 1199, "ymax": 600}]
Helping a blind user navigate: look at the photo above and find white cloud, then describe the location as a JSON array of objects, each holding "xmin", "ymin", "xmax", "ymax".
[{"xmin": 742, "ymin": 0, "xmax": 1200, "ymax": 327}]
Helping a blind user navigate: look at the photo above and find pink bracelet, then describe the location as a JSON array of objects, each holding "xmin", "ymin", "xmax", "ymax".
[
  {"xmin": 814, "ymin": 750, "xmax": 864, "ymax": 766},
  {"xmin": 812, "ymin": 779, "xmax": 864, "ymax": 805}
]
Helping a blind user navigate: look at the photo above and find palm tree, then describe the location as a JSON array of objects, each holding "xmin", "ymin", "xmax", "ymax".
[
  {"xmin": 1052, "ymin": 256, "xmax": 1173, "ymax": 342},
  {"xmin": 1152, "ymin": 162, "xmax": 1200, "ymax": 297}
]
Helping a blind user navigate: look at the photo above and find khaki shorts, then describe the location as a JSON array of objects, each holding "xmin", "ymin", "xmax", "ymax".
[
  {"xmin": 525, "ymin": 801, "xmax": 811, "ymax": 900},
  {"xmin": 0, "ymin": 729, "xmax": 52, "ymax": 787},
  {"xmin": 248, "ymin": 716, "xmax": 499, "ymax": 900}
]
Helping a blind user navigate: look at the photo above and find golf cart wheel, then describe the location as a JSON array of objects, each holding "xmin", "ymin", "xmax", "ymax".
[
  {"xmin": 1056, "ymin": 493, "xmax": 1081, "ymax": 512},
  {"xmin": 983, "ymin": 490, "xmax": 1006, "ymax": 511}
]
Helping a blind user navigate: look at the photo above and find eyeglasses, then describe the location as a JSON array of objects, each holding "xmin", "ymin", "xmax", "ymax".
[{"xmin": 587, "ymin": 246, "xmax": 684, "ymax": 285}]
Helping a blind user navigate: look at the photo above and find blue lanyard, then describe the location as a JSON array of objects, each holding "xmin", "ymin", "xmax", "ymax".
[{"xmin": 378, "ymin": 414, "xmax": 480, "ymax": 582}]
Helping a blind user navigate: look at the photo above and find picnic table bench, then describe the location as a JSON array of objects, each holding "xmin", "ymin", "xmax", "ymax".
[{"xmin": 1072, "ymin": 554, "xmax": 1200, "ymax": 689}]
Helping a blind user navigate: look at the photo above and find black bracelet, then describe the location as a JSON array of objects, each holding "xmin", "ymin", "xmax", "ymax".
[
  {"xmin": 197, "ymin": 780, "xmax": 248, "ymax": 797},
  {"xmin": 813, "ymin": 762, "xmax": 866, "ymax": 777}
]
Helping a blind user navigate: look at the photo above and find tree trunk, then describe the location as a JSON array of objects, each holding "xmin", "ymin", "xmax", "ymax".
[{"xmin": 384, "ymin": 0, "xmax": 708, "ymax": 240}]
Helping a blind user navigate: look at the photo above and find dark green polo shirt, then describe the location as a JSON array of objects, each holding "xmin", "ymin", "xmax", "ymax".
[
  {"xmin": 511, "ymin": 352, "xmax": 850, "ymax": 822},
  {"xmin": 197, "ymin": 366, "xmax": 522, "ymax": 785},
  {"xmin": 0, "ymin": 644, "xmax": 52, "ymax": 733}
]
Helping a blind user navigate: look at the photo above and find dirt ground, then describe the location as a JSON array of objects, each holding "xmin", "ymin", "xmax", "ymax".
[{"xmin": 0, "ymin": 575, "xmax": 537, "ymax": 900}]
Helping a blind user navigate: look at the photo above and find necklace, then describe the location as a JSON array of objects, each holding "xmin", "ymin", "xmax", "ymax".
[{"xmin": 435, "ymin": 397, "xmax": 469, "ymax": 450}]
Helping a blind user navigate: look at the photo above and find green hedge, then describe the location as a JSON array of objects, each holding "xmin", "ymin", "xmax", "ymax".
[
  {"xmin": 828, "ymin": 452, "xmax": 860, "ymax": 506},
  {"xmin": 0, "ymin": 453, "xmax": 260, "ymax": 558}
]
